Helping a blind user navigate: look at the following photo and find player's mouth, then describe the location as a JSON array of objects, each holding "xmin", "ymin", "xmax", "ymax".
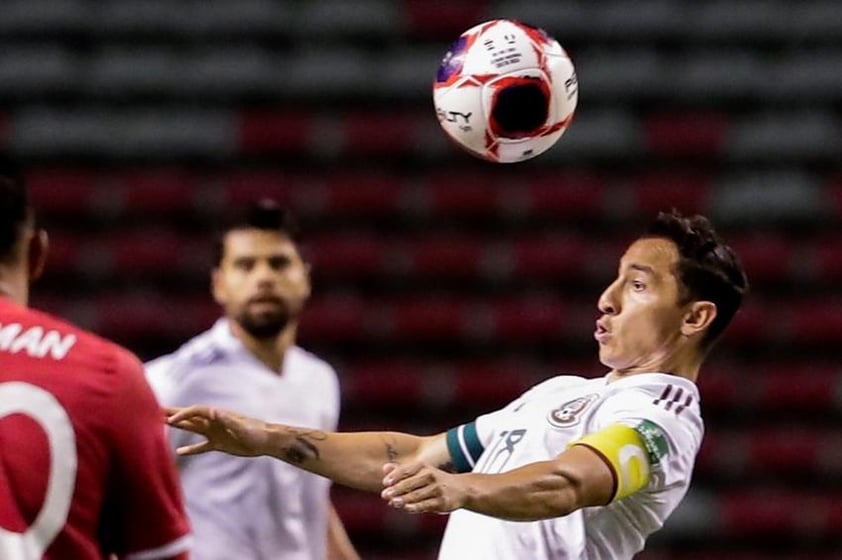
[
  {"xmin": 594, "ymin": 319, "xmax": 611, "ymax": 343},
  {"xmin": 248, "ymin": 295, "xmax": 285, "ymax": 311}
]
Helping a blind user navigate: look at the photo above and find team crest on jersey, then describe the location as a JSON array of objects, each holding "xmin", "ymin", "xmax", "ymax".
[{"xmin": 548, "ymin": 393, "xmax": 599, "ymax": 427}]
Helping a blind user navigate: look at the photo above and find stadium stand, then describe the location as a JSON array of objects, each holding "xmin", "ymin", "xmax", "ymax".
[{"xmin": 5, "ymin": 0, "xmax": 840, "ymax": 557}]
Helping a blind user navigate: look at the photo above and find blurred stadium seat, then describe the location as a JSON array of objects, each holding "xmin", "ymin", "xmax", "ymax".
[{"xmin": 15, "ymin": 0, "xmax": 842, "ymax": 556}]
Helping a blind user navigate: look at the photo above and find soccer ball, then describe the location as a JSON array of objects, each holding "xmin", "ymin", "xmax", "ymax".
[{"xmin": 433, "ymin": 19, "xmax": 578, "ymax": 163}]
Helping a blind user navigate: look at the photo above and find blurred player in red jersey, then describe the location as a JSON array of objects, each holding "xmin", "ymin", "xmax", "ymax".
[{"xmin": 0, "ymin": 158, "xmax": 192, "ymax": 560}]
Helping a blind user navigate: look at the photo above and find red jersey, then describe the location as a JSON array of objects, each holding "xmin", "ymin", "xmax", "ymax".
[{"xmin": 0, "ymin": 298, "xmax": 190, "ymax": 559}]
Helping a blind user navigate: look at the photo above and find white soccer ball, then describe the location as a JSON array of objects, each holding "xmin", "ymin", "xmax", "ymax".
[{"xmin": 433, "ymin": 19, "xmax": 579, "ymax": 163}]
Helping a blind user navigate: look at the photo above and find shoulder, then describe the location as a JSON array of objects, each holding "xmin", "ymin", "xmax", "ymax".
[
  {"xmin": 144, "ymin": 327, "xmax": 226, "ymax": 399},
  {"xmin": 604, "ymin": 374, "xmax": 700, "ymax": 418},
  {"xmin": 519, "ymin": 374, "xmax": 592, "ymax": 399},
  {"xmin": 148, "ymin": 327, "xmax": 226, "ymax": 371},
  {"xmin": 289, "ymin": 345, "xmax": 339, "ymax": 383},
  {"xmin": 598, "ymin": 374, "xmax": 704, "ymax": 451}
]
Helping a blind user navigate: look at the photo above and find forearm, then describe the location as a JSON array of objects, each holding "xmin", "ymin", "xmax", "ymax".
[
  {"xmin": 460, "ymin": 460, "xmax": 584, "ymax": 521},
  {"xmin": 263, "ymin": 425, "xmax": 424, "ymax": 491}
]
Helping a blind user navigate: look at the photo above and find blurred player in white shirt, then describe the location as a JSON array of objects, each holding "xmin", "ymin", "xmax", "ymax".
[
  {"xmin": 146, "ymin": 200, "xmax": 359, "ymax": 560},
  {"xmin": 165, "ymin": 210, "xmax": 748, "ymax": 559}
]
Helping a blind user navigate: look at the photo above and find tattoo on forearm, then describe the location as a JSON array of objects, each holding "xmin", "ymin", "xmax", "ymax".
[
  {"xmin": 279, "ymin": 428, "xmax": 326, "ymax": 464},
  {"xmin": 386, "ymin": 443, "xmax": 399, "ymax": 462}
]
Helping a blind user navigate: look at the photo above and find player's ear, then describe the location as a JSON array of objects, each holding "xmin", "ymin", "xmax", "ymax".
[
  {"xmin": 681, "ymin": 300, "xmax": 716, "ymax": 338},
  {"xmin": 211, "ymin": 267, "xmax": 226, "ymax": 305},
  {"xmin": 28, "ymin": 228, "xmax": 48, "ymax": 281}
]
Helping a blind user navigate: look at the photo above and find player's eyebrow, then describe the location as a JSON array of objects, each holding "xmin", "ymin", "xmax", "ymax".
[{"xmin": 628, "ymin": 263, "xmax": 655, "ymax": 275}]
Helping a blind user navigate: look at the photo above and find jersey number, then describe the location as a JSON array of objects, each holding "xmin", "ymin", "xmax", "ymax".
[
  {"xmin": 0, "ymin": 382, "xmax": 77, "ymax": 560},
  {"xmin": 475, "ymin": 429, "xmax": 527, "ymax": 473}
]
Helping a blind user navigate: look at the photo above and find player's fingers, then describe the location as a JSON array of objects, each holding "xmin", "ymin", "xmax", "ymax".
[
  {"xmin": 169, "ymin": 417, "xmax": 210, "ymax": 434},
  {"xmin": 392, "ymin": 494, "xmax": 449, "ymax": 514},
  {"xmin": 382, "ymin": 462, "xmax": 423, "ymax": 487},
  {"xmin": 382, "ymin": 470, "xmax": 435, "ymax": 502},
  {"xmin": 176, "ymin": 439, "xmax": 213, "ymax": 456},
  {"xmin": 167, "ymin": 405, "xmax": 211, "ymax": 424}
]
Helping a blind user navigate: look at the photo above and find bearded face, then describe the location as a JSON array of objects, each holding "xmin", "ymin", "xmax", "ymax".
[{"xmin": 212, "ymin": 229, "xmax": 311, "ymax": 340}]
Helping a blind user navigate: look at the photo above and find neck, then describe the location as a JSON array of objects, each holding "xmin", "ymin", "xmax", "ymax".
[
  {"xmin": 230, "ymin": 320, "xmax": 297, "ymax": 373},
  {"xmin": 608, "ymin": 345, "xmax": 704, "ymax": 384},
  {"xmin": 0, "ymin": 269, "xmax": 26, "ymax": 305}
]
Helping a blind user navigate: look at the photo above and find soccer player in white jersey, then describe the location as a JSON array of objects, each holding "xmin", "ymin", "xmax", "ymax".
[
  {"xmin": 165, "ymin": 211, "xmax": 748, "ymax": 559},
  {"xmin": 145, "ymin": 200, "xmax": 359, "ymax": 560}
]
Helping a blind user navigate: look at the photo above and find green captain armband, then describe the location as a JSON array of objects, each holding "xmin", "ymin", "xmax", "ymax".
[
  {"xmin": 570, "ymin": 420, "xmax": 668, "ymax": 502},
  {"xmin": 446, "ymin": 422, "xmax": 484, "ymax": 473}
]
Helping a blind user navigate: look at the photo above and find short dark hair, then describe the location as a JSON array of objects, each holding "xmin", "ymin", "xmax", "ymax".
[
  {"xmin": 0, "ymin": 156, "xmax": 29, "ymax": 262},
  {"xmin": 644, "ymin": 210, "xmax": 748, "ymax": 352},
  {"xmin": 213, "ymin": 198, "xmax": 299, "ymax": 266}
]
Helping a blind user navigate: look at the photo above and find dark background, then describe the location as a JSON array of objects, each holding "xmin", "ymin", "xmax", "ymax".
[{"xmin": 6, "ymin": 1, "xmax": 841, "ymax": 558}]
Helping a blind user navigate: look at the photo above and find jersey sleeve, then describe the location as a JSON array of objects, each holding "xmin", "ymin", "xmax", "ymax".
[
  {"xmin": 103, "ymin": 348, "xmax": 191, "ymax": 559},
  {"xmin": 144, "ymin": 354, "xmax": 178, "ymax": 405},
  {"xmin": 445, "ymin": 376, "xmax": 576, "ymax": 473},
  {"xmin": 323, "ymin": 363, "xmax": 341, "ymax": 431},
  {"xmin": 585, "ymin": 384, "xmax": 704, "ymax": 498}
]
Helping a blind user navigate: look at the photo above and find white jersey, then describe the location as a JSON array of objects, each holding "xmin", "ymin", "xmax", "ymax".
[
  {"xmin": 440, "ymin": 373, "xmax": 703, "ymax": 560},
  {"xmin": 145, "ymin": 319, "xmax": 341, "ymax": 560}
]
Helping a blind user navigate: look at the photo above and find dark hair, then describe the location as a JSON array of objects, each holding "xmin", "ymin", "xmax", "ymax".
[
  {"xmin": 644, "ymin": 210, "xmax": 748, "ymax": 352},
  {"xmin": 0, "ymin": 156, "xmax": 29, "ymax": 262},
  {"xmin": 213, "ymin": 198, "xmax": 299, "ymax": 266}
]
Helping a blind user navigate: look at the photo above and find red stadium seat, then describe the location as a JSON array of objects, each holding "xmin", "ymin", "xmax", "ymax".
[
  {"xmin": 237, "ymin": 111, "xmax": 316, "ymax": 153},
  {"xmin": 759, "ymin": 366, "xmax": 840, "ymax": 409},
  {"xmin": 723, "ymin": 300, "xmax": 774, "ymax": 343},
  {"xmin": 486, "ymin": 297, "xmax": 569, "ymax": 341},
  {"xmin": 403, "ymin": 0, "xmax": 488, "ymax": 37},
  {"xmin": 389, "ymin": 298, "xmax": 469, "ymax": 340},
  {"xmin": 789, "ymin": 301, "xmax": 842, "ymax": 343},
  {"xmin": 320, "ymin": 173, "xmax": 404, "ymax": 215},
  {"xmin": 506, "ymin": 235, "xmax": 592, "ymax": 279},
  {"xmin": 699, "ymin": 429, "xmax": 832, "ymax": 475},
  {"xmin": 221, "ymin": 170, "xmax": 296, "ymax": 207},
  {"xmin": 26, "ymin": 168, "xmax": 98, "ymax": 214},
  {"xmin": 343, "ymin": 361, "xmax": 425, "ymax": 405},
  {"xmin": 719, "ymin": 491, "xmax": 842, "ymax": 537},
  {"xmin": 631, "ymin": 172, "xmax": 710, "ymax": 214},
  {"xmin": 43, "ymin": 231, "xmax": 86, "ymax": 274},
  {"xmin": 451, "ymin": 361, "xmax": 549, "ymax": 406},
  {"xmin": 524, "ymin": 173, "xmax": 604, "ymax": 218},
  {"xmin": 304, "ymin": 234, "xmax": 389, "ymax": 278},
  {"xmin": 813, "ymin": 236, "xmax": 842, "ymax": 281},
  {"xmin": 108, "ymin": 232, "xmax": 207, "ymax": 275},
  {"xmin": 116, "ymin": 168, "xmax": 199, "ymax": 213},
  {"xmin": 729, "ymin": 235, "xmax": 795, "ymax": 282},
  {"xmin": 644, "ymin": 112, "xmax": 730, "ymax": 156},
  {"xmin": 424, "ymin": 173, "xmax": 501, "ymax": 216},
  {"xmin": 698, "ymin": 363, "xmax": 840, "ymax": 411},
  {"xmin": 94, "ymin": 296, "xmax": 215, "ymax": 340},
  {"xmin": 403, "ymin": 236, "xmax": 485, "ymax": 277},
  {"xmin": 342, "ymin": 112, "xmax": 422, "ymax": 155},
  {"xmin": 331, "ymin": 492, "xmax": 390, "ymax": 534},
  {"xmin": 299, "ymin": 296, "xmax": 368, "ymax": 341}
]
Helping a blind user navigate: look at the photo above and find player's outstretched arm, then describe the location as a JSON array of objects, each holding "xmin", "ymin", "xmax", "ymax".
[
  {"xmin": 166, "ymin": 406, "xmax": 448, "ymax": 492},
  {"xmin": 381, "ymin": 444, "xmax": 616, "ymax": 521}
]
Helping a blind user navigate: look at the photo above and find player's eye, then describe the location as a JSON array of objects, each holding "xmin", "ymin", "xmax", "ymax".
[
  {"xmin": 631, "ymin": 280, "xmax": 646, "ymax": 291},
  {"xmin": 268, "ymin": 256, "xmax": 291, "ymax": 271},
  {"xmin": 233, "ymin": 258, "xmax": 255, "ymax": 271}
]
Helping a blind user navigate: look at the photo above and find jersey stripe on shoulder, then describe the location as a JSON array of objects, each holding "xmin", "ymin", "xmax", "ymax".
[
  {"xmin": 653, "ymin": 383, "xmax": 695, "ymax": 416},
  {"xmin": 446, "ymin": 422, "xmax": 484, "ymax": 473}
]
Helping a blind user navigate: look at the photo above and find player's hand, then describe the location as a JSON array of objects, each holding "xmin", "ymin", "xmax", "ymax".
[
  {"xmin": 165, "ymin": 406, "xmax": 270, "ymax": 457},
  {"xmin": 380, "ymin": 462, "xmax": 467, "ymax": 514}
]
